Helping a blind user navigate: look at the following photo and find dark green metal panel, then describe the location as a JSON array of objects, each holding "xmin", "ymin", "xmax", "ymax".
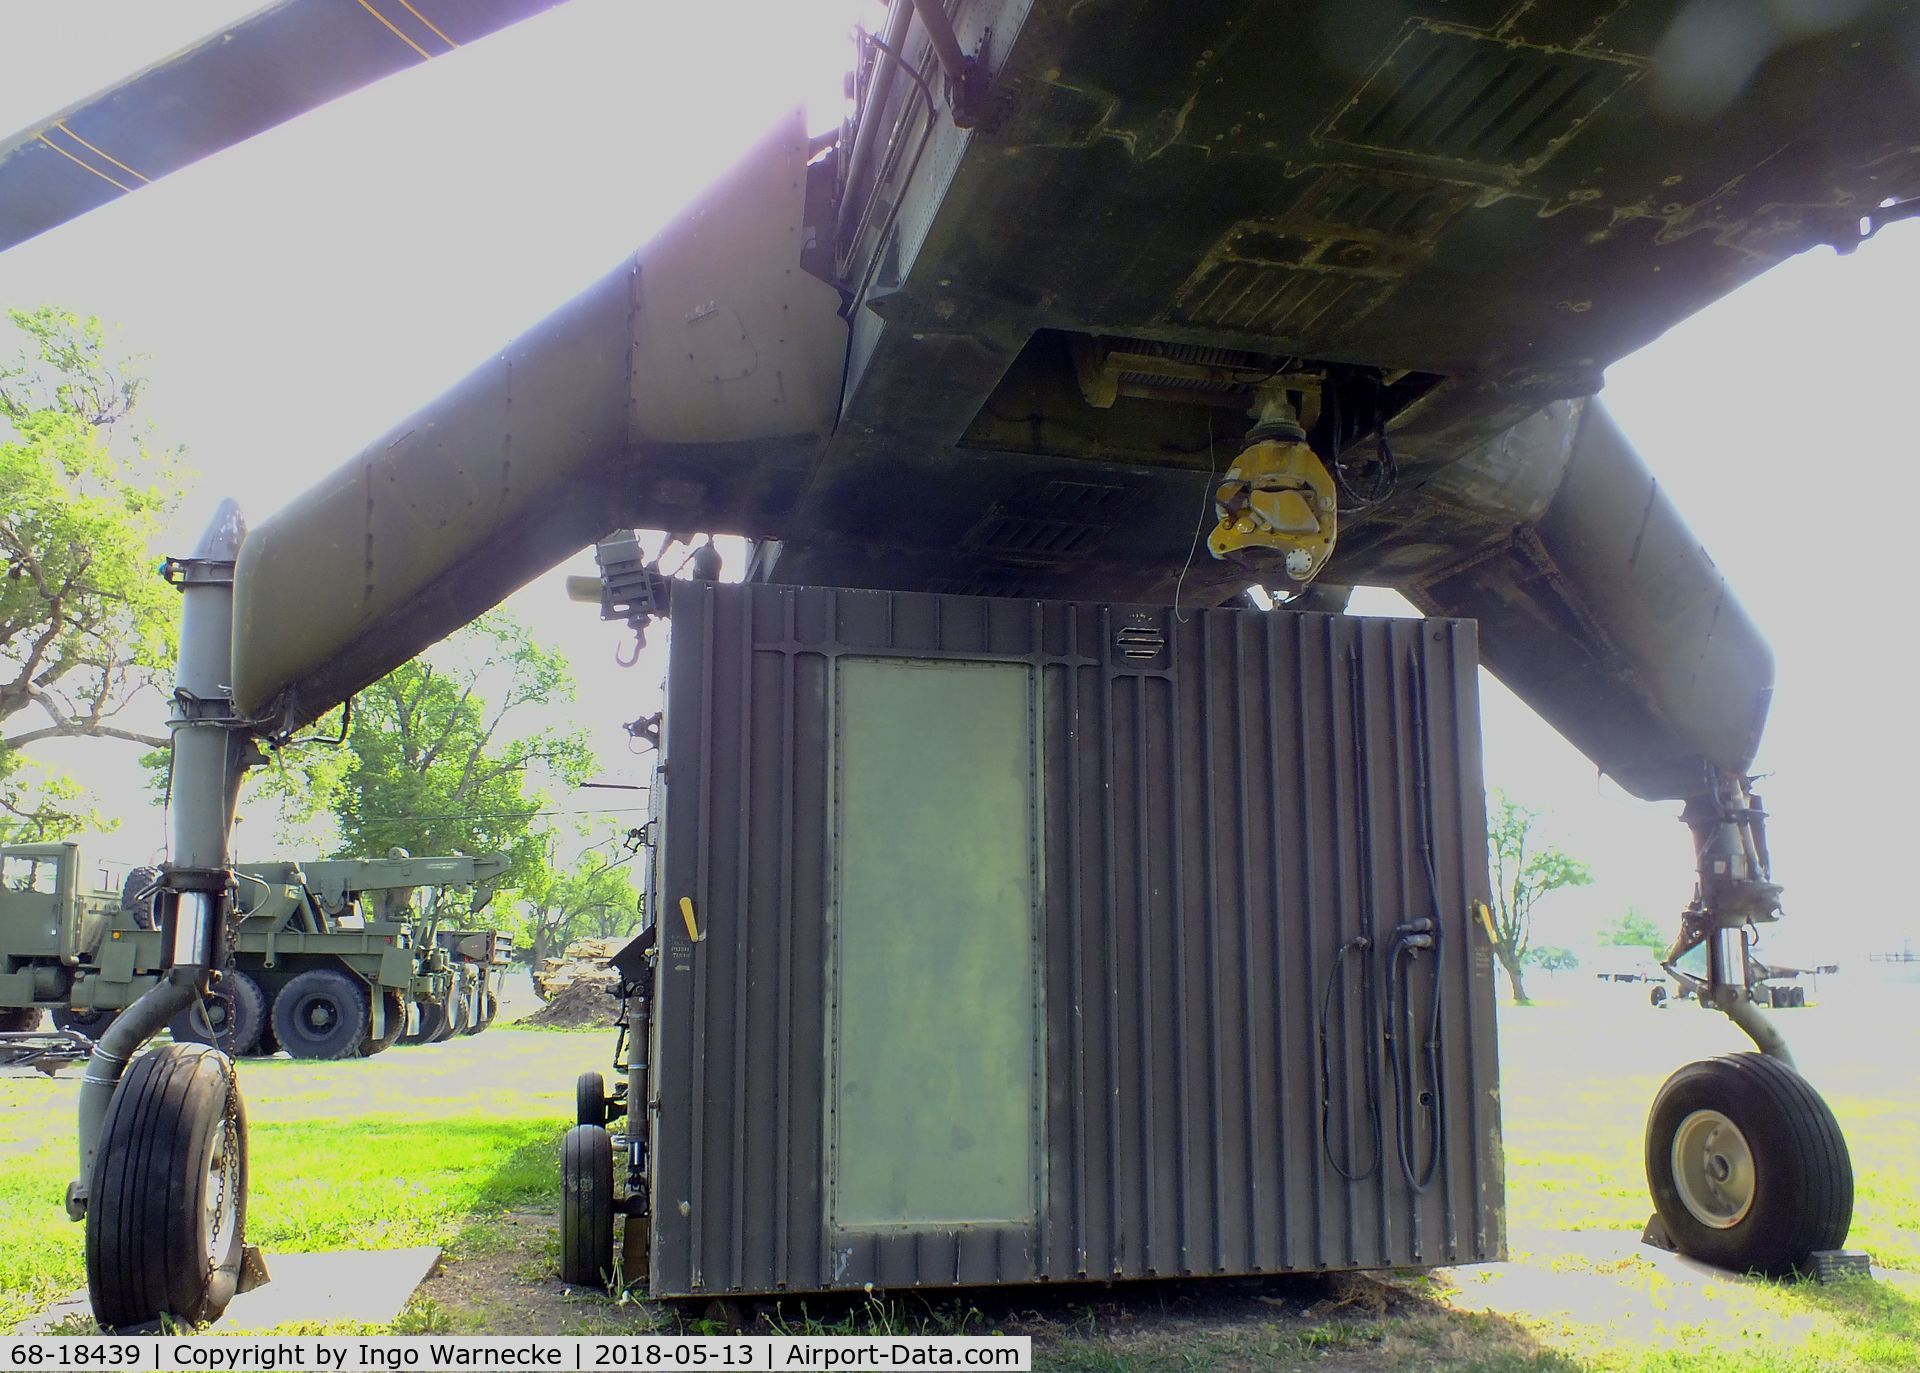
[
  {"xmin": 647, "ymin": 582, "xmax": 1501, "ymax": 1296},
  {"xmin": 828, "ymin": 657, "xmax": 1042, "ymax": 1230}
]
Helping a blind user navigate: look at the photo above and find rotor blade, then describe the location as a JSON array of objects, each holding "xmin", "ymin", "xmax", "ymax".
[{"xmin": 0, "ymin": 0, "xmax": 568, "ymax": 252}]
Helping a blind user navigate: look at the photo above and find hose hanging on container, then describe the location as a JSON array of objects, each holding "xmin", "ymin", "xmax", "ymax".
[
  {"xmin": 1316, "ymin": 647, "xmax": 1384, "ymax": 1183},
  {"xmin": 1385, "ymin": 651, "xmax": 1447, "ymax": 1193}
]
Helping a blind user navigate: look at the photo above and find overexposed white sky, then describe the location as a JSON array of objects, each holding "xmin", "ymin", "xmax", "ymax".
[{"xmin": 3, "ymin": 1, "xmax": 1916, "ymax": 961}]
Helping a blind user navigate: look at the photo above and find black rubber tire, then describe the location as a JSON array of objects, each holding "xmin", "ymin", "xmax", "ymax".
[
  {"xmin": 559, "ymin": 1124, "xmax": 615, "ymax": 1288},
  {"xmin": 1646, "ymin": 1053, "xmax": 1853, "ymax": 1277},
  {"xmin": 464, "ymin": 989, "xmax": 496, "ymax": 1036},
  {"xmin": 407, "ymin": 999, "xmax": 449, "ymax": 1046},
  {"xmin": 364, "ymin": 988, "xmax": 408, "ymax": 1056},
  {"xmin": 438, "ymin": 982, "xmax": 469, "ymax": 1042},
  {"xmin": 1650, "ymin": 985, "xmax": 1668, "ymax": 1008},
  {"xmin": 120, "ymin": 866, "xmax": 162, "ymax": 930},
  {"xmin": 271, "ymin": 969, "xmax": 371, "ymax": 1060},
  {"xmin": 86, "ymin": 1044, "xmax": 247, "ymax": 1330},
  {"xmin": 54, "ymin": 1006, "xmax": 118, "ymax": 1037},
  {"xmin": 577, "ymin": 1071, "xmax": 607, "ymax": 1128},
  {"xmin": 170, "ymin": 973, "xmax": 268, "ymax": 1058},
  {"xmin": 0, "ymin": 1007, "xmax": 44, "ymax": 1032}
]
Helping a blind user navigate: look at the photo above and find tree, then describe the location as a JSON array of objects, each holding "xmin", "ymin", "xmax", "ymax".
[
  {"xmin": 1485, "ymin": 789, "xmax": 1592, "ymax": 1004},
  {"xmin": 518, "ymin": 834, "xmax": 644, "ymax": 970},
  {"xmin": 252, "ymin": 612, "xmax": 596, "ymax": 894},
  {"xmin": 1527, "ymin": 944, "xmax": 1581, "ymax": 975},
  {"xmin": 1602, "ymin": 906, "xmax": 1668, "ymax": 952},
  {"xmin": 1, "ymin": 308, "xmax": 182, "ymax": 838}
]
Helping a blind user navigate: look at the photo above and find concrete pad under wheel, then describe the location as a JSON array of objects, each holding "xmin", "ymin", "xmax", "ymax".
[{"xmin": 16, "ymin": 1246, "xmax": 441, "ymax": 1334}]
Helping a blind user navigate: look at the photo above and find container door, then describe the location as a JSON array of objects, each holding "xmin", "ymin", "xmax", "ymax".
[{"xmin": 827, "ymin": 656, "xmax": 1043, "ymax": 1232}]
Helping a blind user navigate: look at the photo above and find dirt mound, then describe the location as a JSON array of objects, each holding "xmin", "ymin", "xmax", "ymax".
[
  {"xmin": 533, "ymin": 937, "xmax": 625, "ymax": 1001},
  {"xmin": 522, "ymin": 978, "xmax": 620, "ymax": 1028}
]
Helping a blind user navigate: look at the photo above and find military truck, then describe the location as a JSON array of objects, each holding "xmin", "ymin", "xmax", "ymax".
[{"xmin": 0, "ymin": 843, "xmax": 511, "ymax": 1059}]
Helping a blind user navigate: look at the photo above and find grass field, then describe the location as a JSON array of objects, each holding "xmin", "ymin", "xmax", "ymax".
[{"xmin": 1, "ymin": 985, "xmax": 1915, "ymax": 1369}]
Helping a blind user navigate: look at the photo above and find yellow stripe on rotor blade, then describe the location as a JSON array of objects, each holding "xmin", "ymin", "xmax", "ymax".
[
  {"xmin": 35, "ymin": 134, "xmax": 131, "ymax": 192},
  {"xmin": 353, "ymin": 0, "xmax": 433, "ymax": 60},
  {"xmin": 393, "ymin": 0, "xmax": 458, "ymax": 49},
  {"xmin": 53, "ymin": 122, "xmax": 149, "ymax": 183}
]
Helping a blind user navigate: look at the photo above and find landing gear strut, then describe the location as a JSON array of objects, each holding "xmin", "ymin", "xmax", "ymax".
[
  {"xmin": 74, "ymin": 502, "xmax": 263, "ymax": 1329},
  {"xmin": 1644, "ymin": 770, "xmax": 1854, "ymax": 1274}
]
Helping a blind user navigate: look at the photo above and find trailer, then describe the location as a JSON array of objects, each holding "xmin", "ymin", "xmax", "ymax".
[{"xmin": 0, "ymin": 844, "xmax": 510, "ymax": 1060}]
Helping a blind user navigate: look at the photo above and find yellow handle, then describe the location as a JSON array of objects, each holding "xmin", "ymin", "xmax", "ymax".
[{"xmin": 679, "ymin": 896, "xmax": 701, "ymax": 942}]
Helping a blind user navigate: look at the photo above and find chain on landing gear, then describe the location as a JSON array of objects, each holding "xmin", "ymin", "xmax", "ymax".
[
  {"xmin": 1207, "ymin": 391, "xmax": 1338, "ymax": 590},
  {"xmin": 1640, "ymin": 768, "xmax": 1856, "ymax": 1276}
]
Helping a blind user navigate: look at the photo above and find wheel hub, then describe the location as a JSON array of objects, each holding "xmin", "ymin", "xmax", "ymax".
[
  {"xmin": 1671, "ymin": 1108, "xmax": 1756, "ymax": 1229},
  {"xmin": 202, "ymin": 1112, "xmax": 240, "ymax": 1269}
]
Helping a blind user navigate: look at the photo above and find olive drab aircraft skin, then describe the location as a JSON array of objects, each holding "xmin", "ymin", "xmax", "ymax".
[{"xmin": 1, "ymin": 0, "xmax": 1907, "ymax": 1327}]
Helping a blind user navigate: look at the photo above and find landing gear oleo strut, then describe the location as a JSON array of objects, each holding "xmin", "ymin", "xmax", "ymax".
[
  {"xmin": 1644, "ymin": 771, "xmax": 1854, "ymax": 1275},
  {"xmin": 72, "ymin": 503, "xmax": 265, "ymax": 1329}
]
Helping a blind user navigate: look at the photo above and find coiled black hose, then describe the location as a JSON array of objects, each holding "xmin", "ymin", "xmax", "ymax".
[{"xmin": 1318, "ymin": 933, "xmax": 1381, "ymax": 1181}]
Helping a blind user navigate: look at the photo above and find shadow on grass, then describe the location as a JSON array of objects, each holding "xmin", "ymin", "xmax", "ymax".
[{"xmin": 629, "ymin": 1271, "xmax": 1585, "ymax": 1372}]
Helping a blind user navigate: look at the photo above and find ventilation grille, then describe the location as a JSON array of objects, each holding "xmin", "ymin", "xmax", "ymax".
[
  {"xmin": 1114, "ymin": 622, "xmax": 1167, "ymax": 662},
  {"xmin": 962, "ymin": 482, "xmax": 1134, "ymax": 564},
  {"xmin": 966, "ymin": 513, "xmax": 1104, "ymax": 558},
  {"xmin": 1298, "ymin": 166, "xmax": 1475, "ymax": 241},
  {"xmin": 1172, "ymin": 264, "xmax": 1385, "ymax": 336},
  {"xmin": 1323, "ymin": 24, "xmax": 1639, "ymax": 175}
]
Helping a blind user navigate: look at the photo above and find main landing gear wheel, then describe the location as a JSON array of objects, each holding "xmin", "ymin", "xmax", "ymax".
[
  {"xmin": 171, "ymin": 972, "xmax": 268, "ymax": 1057},
  {"xmin": 559, "ymin": 1124, "xmax": 615, "ymax": 1288},
  {"xmin": 1646, "ymin": 1053, "xmax": 1852, "ymax": 1276},
  {"xmin": 271, "ymin": 969, "xmax": 370, "ymax": 1060},
  {"xmin": 87, "ymin": 1044, "xmax": 247, "ymax": 1330}
]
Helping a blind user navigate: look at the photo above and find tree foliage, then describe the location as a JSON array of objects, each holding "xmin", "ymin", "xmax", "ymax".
[
  {"xmin": 1486, "ymin": 789, "xmax": 1592, "ymax": 1004},
  {"xmin": 0, "ymin": 308, "xmax": 183, "ymax": 840},
  {"xmin": 254, "ymin": 612, "xmax": 596, "ymax": 898},
  {"xmin": 1526, "ymin": 944, "xmax": 1581, "ymax": 974},
  {"xmin": 1601, "ymin": 905, "xmax": 1668, "ymax": 952},
  {"xmin": 518, "ymin": 832, "xmax": 644, "ymax": 966}
]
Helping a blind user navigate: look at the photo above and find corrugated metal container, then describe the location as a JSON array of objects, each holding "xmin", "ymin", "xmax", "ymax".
[{"xmin": 645, "ymin": 581, "xmax": 1503, "ymax": 1295}]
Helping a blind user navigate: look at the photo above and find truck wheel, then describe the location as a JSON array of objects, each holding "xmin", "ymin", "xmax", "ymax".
[
  {"xmin": 364, "ymin": 989, "xmax": 408, "ymax": 1056},
  {"xmin": 1646, "ymin": 1053, "xmax": 1852, "ymax": 1276},
  {"xmin": 120, "ymin": 866, "xmax": 162, "ymax": 930},
  {"xmin": 577, "ymin": 1071, "xmax": 607, "ymax": 1127},
  {"xmin": 465, "ymin": 991, "xmax": 497, "ymax": 1036},
  {"xmin": 271, "ymin": 969, "xmax": 371, "ymax": 1060},
  {"xmin": 559, "ymin": 1124, "xmax": 614, "ymax": 1288},
  {"xmin": 407, "ymin": 999, "xmax": 448, "ymax": 1046},
  {"xmin": 1650, "ymin": 985, "xmax": 1668, "ymax": 1008},
  {"xmin": 54, "ymin": 1006, "xmax": 117, "ymax": 1037},
  {"xmin": 438, "ymin": 985, "xmax": 469, "ymax": 1042},
  {"xmin": 86, "ymin": 1044, "xmax": 246, "ymax": 1329},
  {"xmin": 0, "ymin": 1007, "xmax": 44, "ymax": 1032},
  {"xmin": 171, "ymin": 974, "xmax": 267, "ymax": 1058}
]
